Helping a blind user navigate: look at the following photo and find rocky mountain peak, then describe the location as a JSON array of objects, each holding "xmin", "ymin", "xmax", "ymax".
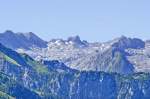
[
  {"xmin": 48, "ymin": 35, "xmax": 88, "ymax": 48},
  {"xmin": 112, "ymin": 36, "xmax": 145, "ymax": 50},
  {"xmin": 67, "ymin": 35, "xmax": 81, "ymax": 43},
  {"xmin": 23, "ymin": 32, "xmax": 38, "ymax": 39},
  {"xmin": 4, "ymin": 30, "xmax": 14, "ymax": 35},
  {"xmin": 67, "ymin": 35, "xmax": 88, "ymax": 47},
  {"xmin": 0, "ymin": 31, "xmax": 47, "ymax": 50}
]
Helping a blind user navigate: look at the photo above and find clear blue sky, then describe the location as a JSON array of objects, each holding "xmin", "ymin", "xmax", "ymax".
[{"xmin": 0, "ymin": 0, "xmax": 150, "ymax": 42}]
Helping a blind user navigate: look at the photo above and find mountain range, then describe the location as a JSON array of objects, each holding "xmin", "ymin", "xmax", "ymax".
[{"xmin": 0, "ymin": 30, "xmax": 150, "ymax": 99}]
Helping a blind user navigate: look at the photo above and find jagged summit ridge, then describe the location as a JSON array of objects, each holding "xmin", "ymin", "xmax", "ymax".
[
  {"xmin": 48, "ymin": 35, "xmax": 88, "ymax": 48},
  {"xmin": 0, "ymin": 30, "xmax": 47, "ymax": 50},
  {"xmin": 112, "ymin": 36, "xmax": 145, "ymax": 49}
]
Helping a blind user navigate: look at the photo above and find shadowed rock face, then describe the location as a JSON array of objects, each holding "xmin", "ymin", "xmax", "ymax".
[
  {"xmin": 0, "ymin": 30, "xmax": 47, "ymax": 50},
  {"xmin": 67, "ymin": 35, "xmax": 81, "ymax": 43},
  {"xmin": 112, "ymin": 36, "xmax": 145, "ymax": 50},
  {"xmin": 67, "ymin": 35, "xmax": 86, "ymax": 46}
]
